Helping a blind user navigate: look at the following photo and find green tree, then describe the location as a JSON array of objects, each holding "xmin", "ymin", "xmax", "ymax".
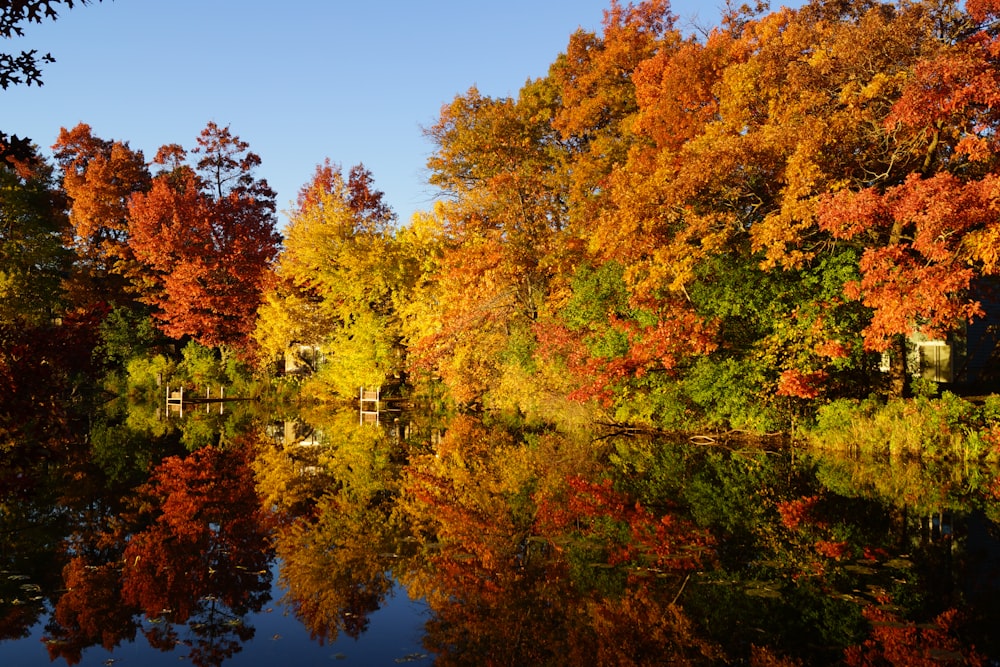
[{"xmin": 0, "ymin": 145, "xmax": 68, "ymax": 326}]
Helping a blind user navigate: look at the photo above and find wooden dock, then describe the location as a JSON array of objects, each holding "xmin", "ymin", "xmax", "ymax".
[
  {"xmin": 165, "ymin": 385, "xmax": 252, "ymax": 417},
  {"xmin": 360, "ymin": 386, "xmax": 380, "ymax": 424}
]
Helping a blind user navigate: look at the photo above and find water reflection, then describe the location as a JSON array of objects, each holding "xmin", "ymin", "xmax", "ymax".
[{"xmin": 0, "ymin": 391, "xmax": 998, "ymax": 665}]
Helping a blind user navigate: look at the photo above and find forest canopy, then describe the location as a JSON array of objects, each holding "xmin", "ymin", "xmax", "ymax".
[{"xmin": 5, "ymin": 0, "xmax": 1000, "ymax": 433}]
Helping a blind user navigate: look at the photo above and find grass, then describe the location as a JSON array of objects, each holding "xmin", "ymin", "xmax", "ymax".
[{"xmin": 800, "ymin": 392, "xmax": 1000, "ymax": 462}]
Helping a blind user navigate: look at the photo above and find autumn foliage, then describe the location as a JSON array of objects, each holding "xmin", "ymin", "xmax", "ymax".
[
  {"xmin": 20, "ymin": 0, "xmax": 1000, "ymax": 427},
  {"xmin": 382, "ymin": 0, "xmax": 1000, "ymax": 423},
  {"xmin": 127, "ymin": 123, "xmax": 280, "ymax": 350}
]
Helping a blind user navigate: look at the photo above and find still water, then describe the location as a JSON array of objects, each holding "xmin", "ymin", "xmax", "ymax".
[
  {"xmin": 0, "ymin": 567, "xmax": 431, "ymax": 666},
  {"xmin": 1, "ymin": 395, "xmax": 998, "ymax": 665}
]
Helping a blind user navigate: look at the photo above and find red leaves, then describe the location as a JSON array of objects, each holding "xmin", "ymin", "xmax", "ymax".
[
  {"xmin": 888, "ymin": 31, "xmax": 1000, "ymax": 162},
  {"xmin": 120, "ymin": 445, "xmax": 272, "ymax": 622},
  {"xmin": 775, "ymin": 495, "xmax": 821, "ymax": 532},
  {"xmin": 559, "ymin": 308, "xmax": 718, "ymax": 406},
  {"xmin": 813, "ymin": 539, "xmax": 850, "ymax": 560},
  {"xmin": 776, "ymin": 369, "xmax": 829, "ymax": 400},
  {"xmin": 47, "ymin": 559, "xmax": 137, "ymax": 661},
  {"xmin": 127, "ymin": 123, "xmax": 280, "ymax": 349},
  {"xmin": 845, "ymin": 606, "xmax": 985, "ymax": 667},
  {"xmin": 817, "ymin": 173, "xmax": 999, "ymax": 351},
  {"xmin": 967, "ymin": 0, "xmax": 1000, "ymax": 21},
  {"xmin": 536, "ymin": 476, "xmax": 714, "ymax": 571}
]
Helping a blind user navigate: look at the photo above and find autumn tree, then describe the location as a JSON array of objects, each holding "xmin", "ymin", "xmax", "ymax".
[
  {"xmin": 52, "ymin": 123, "xmax": 151, "ymax": 307},
  {"xmin": 254, "ymin": 160, "xmax": 405, "ymax": 397},
  {"xmin": 120, "ymin": 443, "xmax": 273, "ymax": 629},
  {"xmin": 813, "ymin": 0, "xmax": 1000, "ymax": 395},
  {"xmin": 396, "ymin": 415, "xmax": 723, "ymax": 665},
  {"xmin": 557, "ymin": 0, "xmax": 994, "ymax": 413},
  {"xmin": 275, "ymin": 492, "xmax": 397, "ymax": 644},
  {"xmin": 45, "ymin": 559, "xmax": 139, "ymax": 664},
  {"xmin": 128, "ymin": 122, "xmax": 280, "ymax": 350},
  {"xmin": 412, "ymin": 0, "xmax": 713, "ymax": 415},
  {"xmin": 548, "ymin": 0, "xmax": 676, "ymax": 219},
  {"xmin": 414, "ymin": 78, "xmax": 570, "ymax": 406},
  {"xmin": 263, "ymin": 407, "xmax": 407, "ymax": 644}
]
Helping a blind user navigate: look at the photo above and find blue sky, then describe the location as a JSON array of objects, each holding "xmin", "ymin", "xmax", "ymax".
[{"xmin": 3, "ymin": 0, "xmax": 746, "ymax": 228}]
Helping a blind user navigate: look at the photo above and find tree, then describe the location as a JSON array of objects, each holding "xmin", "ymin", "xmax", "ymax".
[
  {"xmin": 255, "ymin": 160, "xmax": 405, "ymax": 396},
  {"xmin": 45, "ymin": 559, "xmax": 138, "ymax": 664},
  {"xmin": 549, "ymin": 0, "xmax": 676, "ymax": 218},
  {"xmin": 0, "ymin": 1, "xmax": 100, "ymax": 88},
  {"xmin": 569, "ymin": 0, "xmax": 983, "ymax": 406},
  {"xmin": 120, "ymin": 443, "xmax": 273, "ymax": 634},
  {"xmin": 128, "ymin": 122, "xmax": 281, "ymax": 350},
  {"xmin": 416, "ymin": 80, "xmax": 569, "ymax": 405},
  {"xmin": 0, "ymin": 143, "xmax": 68, "ymax": 326},
  {"xmin": 52, "ymin": 123, "xmax": 151, "ymax": 307},
  {"xmin": 1, "ymin": 1, "xmax": 101, "ymax": 166},
  {"xmin": 805, "ymin": 0, "xmax": 1000, "ymax": 396},
  {"xmin": 275, "ymin": 493, "xmax": 396, "ymax": 644}
]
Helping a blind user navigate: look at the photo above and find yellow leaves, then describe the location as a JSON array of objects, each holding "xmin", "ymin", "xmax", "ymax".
[
  {"xmin": 967, "ymin": 225, "xmax": 1000, "ymax": 275},
  {"xmin": 848, "ymin": 72, "xmax": 909, "ymax": 108}
]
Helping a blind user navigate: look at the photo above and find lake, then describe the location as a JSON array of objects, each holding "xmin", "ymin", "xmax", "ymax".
[{"xmin": 0, "ymin": 396, "xmax": 998, "ymax": 665}]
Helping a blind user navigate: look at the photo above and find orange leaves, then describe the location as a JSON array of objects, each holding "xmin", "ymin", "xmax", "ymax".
[
  {"xmin": 53, "ymin": 124, "xmax": 150, "ymax": 264},
  {"xmin": 552, "ymin": 0, "xmax": 673, "ymax": 143},
  {"xmin": 632, "ymin": 30, "xmax": 731, "ymax": 153},
  {"xmin": 776, "ymin": 369, "xmax": 829, "ymax": 400},
  {"xmin": 967, "ymin": 0, "xmax": 1000, "ymax": 21},
  {"xmin": 817, "ymin": 187, "xmax": 890, "ymax": 241},
  {"xmin": 52, "ymin": 123, "xmax": 151, "ymax": 307},
  {"xmin": 411, "ymin": 0, "xmax": 1000, "ymax": 409}
]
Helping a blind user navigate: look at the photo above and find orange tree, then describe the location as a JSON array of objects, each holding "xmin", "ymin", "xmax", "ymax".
[
  {"xmin": 52, "ymin": 123, "xmax": 151, "ymax": 308},
  {"xmin": 534, "ymin": 0, "xmax": 1000, "ymax": 428}
]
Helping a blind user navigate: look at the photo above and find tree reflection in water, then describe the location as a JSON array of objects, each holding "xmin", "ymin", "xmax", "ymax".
[
  {"xmin": 0, "ymin": 391, "xmax": 998, "ymax": 665},
  {"xmin": 43, "ymin": 437, "xmax": 274, "ymax": 666}
]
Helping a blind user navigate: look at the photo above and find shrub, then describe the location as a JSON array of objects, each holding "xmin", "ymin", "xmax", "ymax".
[{"xmin": 804, "ymin": 393, "xmax": 987, "ymax": 460}]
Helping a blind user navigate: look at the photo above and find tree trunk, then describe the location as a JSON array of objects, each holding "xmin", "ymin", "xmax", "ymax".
[{"xmin": 888, "ymin": 333, "xmax": 909, "ymax": 398}]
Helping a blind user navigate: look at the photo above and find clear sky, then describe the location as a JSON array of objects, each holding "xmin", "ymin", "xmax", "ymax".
[{"xmin": 2, "ymin": 0, "xmax": 740, "ymax": 228}]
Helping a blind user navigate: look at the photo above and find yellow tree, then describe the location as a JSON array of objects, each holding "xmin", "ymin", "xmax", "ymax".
[{"xmin": 255, "ymin": 161, "xmax": 405, "ymax": 397}]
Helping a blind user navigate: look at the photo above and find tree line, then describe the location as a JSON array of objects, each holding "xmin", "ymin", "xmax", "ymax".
[{"xmin": 5, "ymin": 0, "xmax": 1000, "ymax": 432}]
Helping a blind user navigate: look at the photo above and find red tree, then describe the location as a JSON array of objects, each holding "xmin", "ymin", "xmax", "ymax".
[
  {"xmin": 127, "ymin": 122, "xmax": 280, "ymax": 349},
  {"xmin": 120, "ymin": 444, "xmax": 272, "ymax": 622}
]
